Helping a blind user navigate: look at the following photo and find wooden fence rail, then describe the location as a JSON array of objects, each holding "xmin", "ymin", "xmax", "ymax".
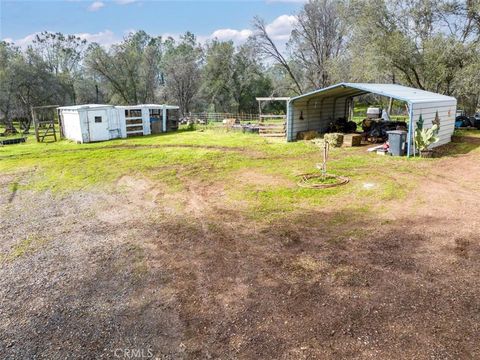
[{"xmin": 258, "ymin": 123, "xmax": 286, "ymax": 138}]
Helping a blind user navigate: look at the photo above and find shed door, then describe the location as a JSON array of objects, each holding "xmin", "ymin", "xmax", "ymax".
[
  {"xmin": 87, "ymin": 110, "xmax": 110, "ymax": 142},
  {"xmin": 167, "ymin": 109, "xmax": 179, "ymax": 131}
]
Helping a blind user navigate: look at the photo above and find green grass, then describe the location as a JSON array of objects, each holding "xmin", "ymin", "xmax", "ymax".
[
  {"xmin": 454, "ymin": 129, "xmax": 480, "ymax": 138},
  {"xmin": 0, "ymin": 127, "xmax": 319, "ymax": 191},
  {"xmin": 0, "ymin": 126, "xmax": 461, "ymax": 220}
]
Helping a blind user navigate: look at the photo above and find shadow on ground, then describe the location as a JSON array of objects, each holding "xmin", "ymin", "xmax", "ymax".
[
  {"xmin": 434, "ymin": 135, "xmax": 480, "ymax": 157},
  {"xmin": 2, "ymin": 192, "xmax": 478, "ymax": 359}
]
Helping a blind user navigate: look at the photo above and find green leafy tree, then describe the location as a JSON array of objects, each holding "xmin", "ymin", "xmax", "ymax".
[
  {"xmin": 231, "ymin": 42, "xmax": 272, "ymax": 113},
  {"xmin": 162, "ymin": 32, "xmax": 203, "ymax": 116},
  {"xmin": 201, "ymin": 40, "xmax": 272, "ymax": 113},
  {"xmin": 0, "ymin": 41, "xmax": 63, "ymax": 133},
  {"xmin": 0, "ymin": 42, "xmax": 22, "ymax": 132},
  {"xmin": 202, "ymin": 40, "xmax": 236, "ymax": 112},
  {"xmin": 350, "ymin": 0, "xmax": 480, "ymax": 110},
  {"xmin": 86, "ymin": 31, "xmax": 163, "ymax": 104}
]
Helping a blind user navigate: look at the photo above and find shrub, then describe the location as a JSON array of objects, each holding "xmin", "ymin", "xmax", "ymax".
[{"xmin": 415, "ymin": 113, "xmax": 440, "ymax": 152}]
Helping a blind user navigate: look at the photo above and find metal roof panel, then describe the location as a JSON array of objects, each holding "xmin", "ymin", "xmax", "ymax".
[
  {"xmin": 290, "ymin": 83, "xmax": 456, "ymax": 104},
  {"xmin": 57, "ymin": 104, "xmax": 115, "ymax": 110}
]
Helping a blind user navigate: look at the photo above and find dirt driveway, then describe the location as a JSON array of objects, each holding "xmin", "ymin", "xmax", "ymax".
[{"xmin": 1, "ymin": 144, "xmax": 480, "ymax": 359}]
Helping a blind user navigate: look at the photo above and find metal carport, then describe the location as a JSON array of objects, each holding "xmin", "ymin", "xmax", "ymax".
[{"xmin": 286, "ymin": 83, "xmax": 457, "ymax": 156}]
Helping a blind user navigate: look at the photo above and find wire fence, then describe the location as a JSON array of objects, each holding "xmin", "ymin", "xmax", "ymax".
[
  {"xmin": 188, "ymin": 112, "xmax": 287, "ymax": 124},
  {"xmin": 188, "ymin": 112, "xmax": 258, "ymax": 123}
]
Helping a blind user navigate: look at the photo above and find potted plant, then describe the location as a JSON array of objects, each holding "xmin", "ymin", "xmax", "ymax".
[{"xmin": 414, "ymin": 113, "xmax": 440, "ymax": 157}]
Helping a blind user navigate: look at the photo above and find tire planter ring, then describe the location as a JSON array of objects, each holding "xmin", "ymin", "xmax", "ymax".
[{"xmin": 297, "ymin": 173, "xmax": 350, "ymax": 189}]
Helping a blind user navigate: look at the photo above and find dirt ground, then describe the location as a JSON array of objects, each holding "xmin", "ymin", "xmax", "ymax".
[{"xmin": 1, "ymin": 143, "xmax": 480, "ymax": 359}]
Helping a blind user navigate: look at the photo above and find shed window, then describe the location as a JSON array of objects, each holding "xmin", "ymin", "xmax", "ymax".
[
  {"xmin": 149, "ymin": 109, "xmax": 162, "ymax": 121},
  {"xmin": 94, "ymin": 116, "xmax": 102, "ymax": 123},
  {"xmin": 150, "ymin": 109, "xmax": 162, "ymax": 116},
  {"xmin": 125, "ymin": 109, "xmax": 142, "ymax": 118}
]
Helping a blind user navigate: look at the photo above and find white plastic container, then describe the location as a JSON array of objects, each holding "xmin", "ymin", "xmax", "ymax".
[{"xmin": 366, "ymin": 107, "xmax": 381, "ymax": 119}]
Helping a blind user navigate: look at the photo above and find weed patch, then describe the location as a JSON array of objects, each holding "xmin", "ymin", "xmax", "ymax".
[{"xmin": 1, "ymin": 234, "xmax": 49, "ymax": 263}]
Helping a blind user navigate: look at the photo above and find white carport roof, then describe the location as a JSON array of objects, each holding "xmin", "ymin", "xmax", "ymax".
[{"xmin": 289, "ymin": 83, "xmax": 455, "ymax": 104}]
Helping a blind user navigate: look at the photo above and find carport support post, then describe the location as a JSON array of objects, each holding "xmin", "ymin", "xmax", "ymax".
[
  {"xmin": 407, "ymin": 102, "xmax": 413, "ymax": 157},
  {"xmin": 162, "ymin": 106, "xmax": 167, "ymax": 133},
  {"xmin": 287, "ymin": 100, "xmax": 293, "ymax": 141}
]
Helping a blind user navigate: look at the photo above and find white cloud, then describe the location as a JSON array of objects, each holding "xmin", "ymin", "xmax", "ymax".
[
  {"xmin": 207, "ymin": 14, "xmax": 297, "ymax": 46},
  {"xmin": 161, "ymin": 32, "xmax": 182, "ymax": 41},
  {"xmin": 265, "ymin": 14, "xmax": 298, "ymax": 41},
  {"xmin": 2, "ymin": 14, "xmax": 297, "ymax": 52},
  {"xmin": 210, "ymin": 28, "xmax": 253, "ymax": 44},
  {"xmin": 132, "ymin": 14, "xmax": 296, "ymax": 48},
  {"xmin": 75, "ymin": 30, "xmax": 119, "ymax": 47},
  {"xmin": 4, "ymin": 32, "xmax": 41, "ymax": 49},
  {"xmin": 88, "ymin": 1, "xmax": 105, "ymax": 12}
]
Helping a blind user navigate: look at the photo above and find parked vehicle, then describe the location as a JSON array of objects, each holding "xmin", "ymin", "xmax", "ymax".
[
  {"xmin": 474, "ymin": 113, "xmax": 480, "ymax": 130},
  {"xmin": 455, "ymin": 109, "xmax": 473, "ymax": 128}
]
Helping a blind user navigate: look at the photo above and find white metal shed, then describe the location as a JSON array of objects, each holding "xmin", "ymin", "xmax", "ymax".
[
  {"xmin": 58, "ymin": 104, "xmax": 124, "ymax": 143},
  {"xmin": 287, "ymin": 83, "xmax": 457, "ymax": 156}
]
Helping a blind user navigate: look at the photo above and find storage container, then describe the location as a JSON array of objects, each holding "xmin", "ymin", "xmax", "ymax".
[{"xmin": 387, "ymin": 130, "xmax": 407, "ymax": 156}]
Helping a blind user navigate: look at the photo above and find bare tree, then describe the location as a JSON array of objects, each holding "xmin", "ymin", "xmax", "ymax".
[
  {"xmin": 252, "ymin": 17, "xmax": 303, "ymax": 95},
  {"xmin": 31, "ymin": 32, "xmax": 87, "ymax": 76},
  {"xmin": 289, "ymin": 0, "xmax": 349, "ymax": 89},
  {"xmin": 31, "ymin": 32, "xmax": 88, "ymax": 105}
]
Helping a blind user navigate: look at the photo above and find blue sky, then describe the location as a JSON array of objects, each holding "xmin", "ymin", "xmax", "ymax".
[{"xmin": 0, "ymin": 0, "xmax": 304, "ymax": 47}]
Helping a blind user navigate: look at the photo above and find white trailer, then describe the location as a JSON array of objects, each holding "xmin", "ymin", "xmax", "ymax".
[{"xmin": 58, "ymin": 104, "xmax": 180, "ymax": 143}]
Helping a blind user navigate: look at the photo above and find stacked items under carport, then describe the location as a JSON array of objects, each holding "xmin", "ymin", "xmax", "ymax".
[{"xmin": 287, "ymin": 83, "xmax": 457, "ymax": 157}]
